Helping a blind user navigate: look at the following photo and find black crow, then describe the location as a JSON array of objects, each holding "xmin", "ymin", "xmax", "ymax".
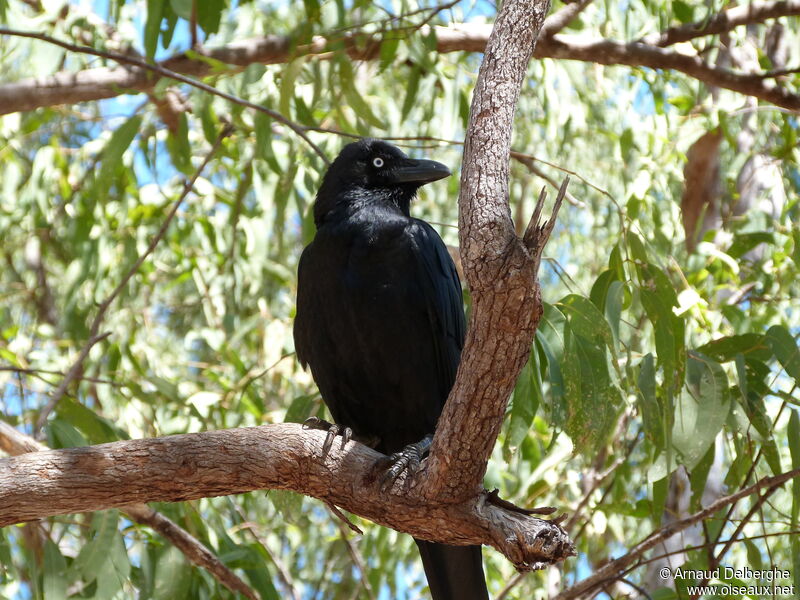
[{"xmin": 294, "ymin": 139, "xmax": 488, "ymax": 600}]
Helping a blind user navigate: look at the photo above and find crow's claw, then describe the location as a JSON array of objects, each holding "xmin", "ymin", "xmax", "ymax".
[
  {"xmin": 303, "ymin": 417, "xmax": 352, "ymax": 456},
  {"xmin": 322, "ymin": 426, "xmax": 339, "ymax": 455},
  {"xmin": 379, "ymin": 434, "xmax": 433, "ymax": 491},
  {"xmin": 340, "ymin": 426, "xmax": 353, "ymax": 447}
]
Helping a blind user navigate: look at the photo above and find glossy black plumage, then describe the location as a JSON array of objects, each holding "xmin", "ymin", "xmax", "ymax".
[{"xmin": 293, "ymin": 139, "xmax": 488, "ymax": 600}]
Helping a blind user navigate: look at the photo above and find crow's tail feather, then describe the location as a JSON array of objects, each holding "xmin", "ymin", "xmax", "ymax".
[{"xmin": 414, "ymin": 539, "xmax": 489, "ymax": 600}]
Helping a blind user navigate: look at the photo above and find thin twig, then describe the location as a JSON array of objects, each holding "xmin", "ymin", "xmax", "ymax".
[
  {"xmin": 34, "ymin": 331, "xmax": 111, "ymax": 436},
  {"xmin": 326, "ymin": 505, "xmax": 377, "ymax": 600},
  {"xmin": 416, "ymin": 0, "xmax": 460, "ymax": 29},
  {"xmin": 552, "ymin": 467, "xmax": 800, "ymax": 599},
  {"xmin": 303, "ymin": 128, "xmax": 611, "ymax": 198},
  {"xmin": 34, "ymin": 124, "xmax": 234, "ymax": 434},
  {"xmin": 613, "ymin": 526, "xmax": 800, "ymax": 586},
  {"xmin": 0, "ymin": 366, "xmax": 120, "ymax": 386},
  {"xmin": 638, "ymin": 529, "xmax": 800, "ymax": 569},
  {"xmin": 617, "ymin": 577, "xmax": 654, "ymax": 600},
  {"xmin": 514, "ymin": 155, "xmax": 586, "ymax": 207},
  {"xmin": 495, "ymin": 572, "xmax": 527, "ymax": 600},
  {"xmin": 232, "ymin": 517, "xmax": 301, "ymax": 600},
  {"xmin": 716, "ymin": 486, "xmax": 780, "ymax": 561},
  {"xmin": 189, "ymin": 0, "xmax": 199, "ymax": 48},
  {"xmin": 325, "ymin": 501, "xmax": 364, "ymax": 536},
  {"xmin": 221, "ymin": 352, "xmax": 295, "ymax": 407},
  {"xmin": 754, "ymin": 65, "xmax": 800, "ymax": 78},
  {"xmin": 696, "ymin": 484, "xmax": 782, "ymax": 588},
  {"xmin": 706, "ymin": 398, "xmax": 789, "ymax": 560},
  {"xmin": 0, "ymin": 28, "xmax": 329, "ymax": 164},
  {"xmin": 540, "ymin": 0, "xmax": 596, "ymax": 37},
  {"xmin": 564, "ymin": 434, "xmax": 639, "ymax": 532},
  {"xmin": 123, "ymin": 504, "xmax": 260, "ymax": 600}
]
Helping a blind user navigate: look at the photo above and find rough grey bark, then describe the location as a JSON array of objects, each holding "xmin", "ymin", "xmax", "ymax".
[{"xmin": 420, "ymin": 0, "xmax": 553, "ymax": 503}]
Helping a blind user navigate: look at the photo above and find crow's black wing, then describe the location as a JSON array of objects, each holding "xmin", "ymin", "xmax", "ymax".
[{"xmin": 405, "ymin": 219, "xmax": 465, "ymax": 401}]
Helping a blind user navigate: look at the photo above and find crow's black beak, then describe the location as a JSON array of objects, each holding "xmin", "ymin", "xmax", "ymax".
[{"xmin": 390, "ymin": 159, "xmax": 451, "ymax": 185}]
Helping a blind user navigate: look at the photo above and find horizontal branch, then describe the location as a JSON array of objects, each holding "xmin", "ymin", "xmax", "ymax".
[
  {"xmin": 539, "ymin": 0, "xmax": 595, "ymax": 37},
  {"xmin": 0, "ymin": 421, "xmax": 259, "ymax": 600},
  {"xmin": 0, "ymin": 421, "xmax": 44, "ymax": 454},
  {"xmin": 535, "ymin": 34, "xmax": 800, "ymax": 111},
  {"xmin": 2, "ymin": 11, "xmax": 799, "ymax": 116},
  {"xmin": 0, "ymin": 423, "xmax": 574, "ymax": 570},
  {"xmin": 641, "ymin": 0, "xmax": 800, "ymax": 47}
]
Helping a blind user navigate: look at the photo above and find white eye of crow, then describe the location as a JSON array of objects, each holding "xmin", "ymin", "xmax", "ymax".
[{"xmin": 372, "ymin": 157, "xmax": 384, "ymax": 168}]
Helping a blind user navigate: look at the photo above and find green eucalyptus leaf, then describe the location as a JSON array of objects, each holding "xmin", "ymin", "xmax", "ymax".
[
  {"xmin": 766, "ymin": 325, "xmax": 800, "ymax": 383},
  {"xmin": 672, "ymin": 352, "xmax": 729, "ymax": 470}
]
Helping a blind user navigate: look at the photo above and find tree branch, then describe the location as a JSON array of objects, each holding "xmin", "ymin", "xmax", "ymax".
[
  {"xmin": 540, "ymin": 0, "xmax": 595, "ymax": 37},
  {"xmin": 536, "ymin": 34, "xmax": 800, "ymax": 111},
  {"xmin": 121, "ymin": 504, "xmax": 260, "ymax": 600},
  {"xmin": 0, "ymin": 423, "xmax": 574, "ymax": 570},
  {"xmin": 696, "ymin": 477, "xmax": 783, "ymax": 588},
  {"xmin": 552, "ymin": 467, "xmax": 800, "ymax": 599},
  {"xmin": 0, "ymin": 421, "xmax": 46, "ymax": 454},
  {"xmin": 640, "ymin": 0, "xmax": 800, "ymax": 47},
  {"xmin": 514, "ymin": 155, "xmax": 585, "ymax": 207},
  {"xmin": 0, "ymin": 421, "xmax": 260, "ymax": 600},
  {"xmin": 2, "ymin": 5, "xmax": 798, "ymax": 116},
  {"xmin": 0, "ymin": 28, "xmax": 328, "ymax": 163},
  {"xmin": 0, "ymin": 366, "xmax": 120, "ymax": 386},
  {"xmin": 417, "ymin": 0, "xmax": 557, "ymax": 504},
  {"xmin": 327, "ymin": 506, "xmax": 377, "ymax": 600}
]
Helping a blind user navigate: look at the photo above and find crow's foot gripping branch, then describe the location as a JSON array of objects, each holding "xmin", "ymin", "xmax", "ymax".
[
  {"xmin": 303, "ymin": 417, "xmax": 352, "ymax": 457},
  {"xmin": 377, "ymin": 434, "xmax": 433, "ymax": 491}
]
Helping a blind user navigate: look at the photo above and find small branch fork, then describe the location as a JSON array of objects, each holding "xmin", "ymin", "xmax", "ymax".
[{"xmin": 524, "ymin": 176, "xmax": 570, "ymax": 275}]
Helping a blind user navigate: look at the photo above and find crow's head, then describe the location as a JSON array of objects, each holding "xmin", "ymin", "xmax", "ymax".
[{"xmin": 314, "ymin": 139, "xmax": 450, "ymax": 225}]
